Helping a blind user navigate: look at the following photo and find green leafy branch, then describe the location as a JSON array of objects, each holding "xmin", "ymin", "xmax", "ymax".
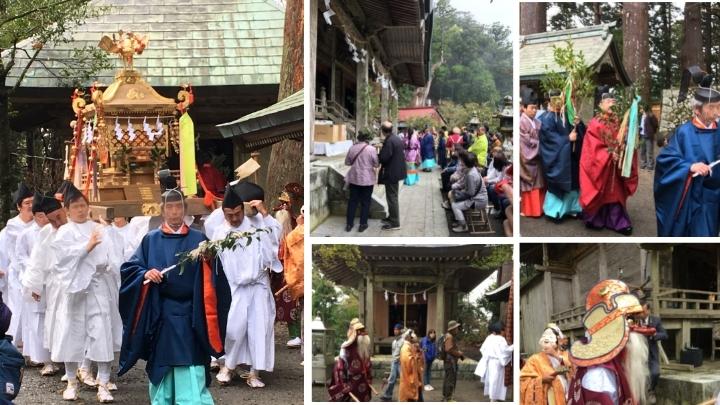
[{"xmin": 176, "ymin": 227, "xmax": 270, "ymax": 275}]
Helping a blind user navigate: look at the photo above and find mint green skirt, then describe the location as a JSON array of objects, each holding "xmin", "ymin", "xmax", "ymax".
[{"xmin": 149, "ymin": 365, "xmax": 214, "ymax": 405}]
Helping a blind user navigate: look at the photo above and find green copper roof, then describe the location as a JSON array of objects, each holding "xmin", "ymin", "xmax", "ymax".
[
  {"xmin": 217, "ymin": 89, "xmax": 303, "ymax": 137},
  {"xmin": 4, "ymin": 0, "xmax": 285, "ymax": 88},
  {"xmin": 519, "ymin": 22, "xmax": 629, "ymax": 84}
]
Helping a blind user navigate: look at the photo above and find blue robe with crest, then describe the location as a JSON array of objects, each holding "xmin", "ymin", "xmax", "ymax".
[
  {"xmin": 118, "ymin": 227, "xmax": 231, "ymax": 387},
  {"xmin": 654, "ymin": 121, "xmax": 720, "ymax": 236}
]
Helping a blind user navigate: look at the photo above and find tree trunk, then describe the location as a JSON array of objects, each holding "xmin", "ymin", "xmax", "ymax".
[
  {"xmin": 264, "ymin": 0, "xmax": 304, "ymax": 212},
  {"xmin": 680, "ymin": 2, "xmax": 704, "ymax": 70},
  {"xmin": 593, "ymin": 3, "xmax": 601, "ymax": 25},
  {"xmin": 622, "ymin": 3, "xmax": 650, "ymax": 102},
  {"xmin": 662, "ymin": 4, "xmax": 673, "ymax": 90},
  {"xmin": 520, "ymin": 2, "xmax": 546, "ymax": 35},
  {"xmin": 703, "ymin": 2, "xmax": 713, "ymax": 75},
  {"xmin": 0, "ymin": 86, "xmax": 12, "ymax": 227}
]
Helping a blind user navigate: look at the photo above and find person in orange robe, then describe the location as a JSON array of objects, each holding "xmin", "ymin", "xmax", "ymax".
[
  {"xmin": 399, "ymin": 330, "xmax": 425, "ymax": 402},
  {"xmin": 520, "ymin": 87, "xmax": 545, "ymax": 217},
  {"xmin": 520, "ymin": 326, "xmax": 572, "ymax": 405}
]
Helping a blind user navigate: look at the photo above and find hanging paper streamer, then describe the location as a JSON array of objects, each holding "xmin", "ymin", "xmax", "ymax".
[
  {"xmin": 179, "ymin": 112, "xmax": 197, "ymax": 196},
  {"xmin": 412, "ymin": 294, "xmax": 416, "ymax": 303},
  {"xmin": 322, "ymin": 0, "xmax": 335, "ymax": 25},
  {"xmin": 114, "ymin": 118, "xmax": 123, "ymax": 140},
  {"xmin": 127, "ymin": 119, "xmax": 136, "ymax": 141},
  {"xmin": 384, "ymin": 290, "xmax": 388, "ymax": 301},
  {"xmin": 423, "ymin": 291, "xmax": 426, "ymax": 301},
  {"xmin": 154, "ymin": 115, "xmax": 164, "ymax": 139},
  {"xmin": 371, "ymin": 58, "xmax": 377, "ymax": 75},
  {"xmin": 393, "ymin": 293, "xmax": 398, "ymax": 305}
]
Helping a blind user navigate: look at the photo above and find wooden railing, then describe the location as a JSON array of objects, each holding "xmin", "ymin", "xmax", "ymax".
[
  {"xmin": 657, "ymin": 288, "xmax": 720, "ymax": 318},
  {"xmin": 315, "ymin": 98, "xmax": 354, "ymax": 123},
  {"xmin": 551, "ymin": 304, "xmax": 586, "ymax": 331}
]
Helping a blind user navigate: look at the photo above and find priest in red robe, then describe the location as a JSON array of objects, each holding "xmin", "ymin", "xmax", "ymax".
[{"xmin": 578, "ymin": 86, "xmax": 638, "ymax": 235}]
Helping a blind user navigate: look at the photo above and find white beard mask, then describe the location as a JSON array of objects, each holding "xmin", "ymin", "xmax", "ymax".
[{"xmin": 623, "ymin": 331, "xmax": 650, "ymax": 404}]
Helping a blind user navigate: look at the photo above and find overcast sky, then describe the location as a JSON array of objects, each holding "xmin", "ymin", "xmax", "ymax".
[{"xmin": 449, "ymin": 0, "xmax": 516, "ymax": 36}]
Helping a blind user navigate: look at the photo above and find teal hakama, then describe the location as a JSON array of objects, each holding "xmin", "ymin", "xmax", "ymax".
[
  {"xmin": 149, "ymin": 365, "xmax": 214, "ymax": 405},
  {"xmin": 421, "ymin": 158, "xmax": 436, "ymax": 170},
  {"xmin": 543, "ymin": 189, "xmax": 581, "ymax": 219},
  {"xmin": 404, "ymin": 162, "xmax": 419, "ymax": 185}
]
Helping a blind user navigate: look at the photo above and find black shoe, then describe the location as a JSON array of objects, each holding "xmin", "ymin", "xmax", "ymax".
[
  {"xmin": 358, "ymin": 224, "xmax": 368, "ymax": 232},
  {"xmin": 617, "ymin": 226, "xmax": 633, "ymax": 236},
  {"xmin": 381, "ymin": 217, "xmax": 391, "ymax": 224},
  {"xmin": 381, "ymin": 224, "xmax": 401, "ymax": 231},
  {"xmin": 585, "ymin": 222, "xmax": 603, "ymax": 231},
  {"xmin": 345, "ymin": 224, "xmax": 353, "ymax": 232},
  {"xmin": 547, "ymin": 215, "xmax": 563, "ymax": 224}
]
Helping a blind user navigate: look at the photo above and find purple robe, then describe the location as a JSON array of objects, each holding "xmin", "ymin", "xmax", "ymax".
[{"xmin": 520, "ymin": 113, "xmax": 545, "ymax": 192}]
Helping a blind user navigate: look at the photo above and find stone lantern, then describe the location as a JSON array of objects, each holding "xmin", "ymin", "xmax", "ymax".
[{"xmin": 312, "ymin": 313, "xmax": 336, "ymax": 385}]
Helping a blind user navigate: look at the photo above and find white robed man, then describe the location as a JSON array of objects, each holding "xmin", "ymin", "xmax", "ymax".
[
  {"xmin": 476, "ymin": 322, "xmax": 514, "ymax": 402},
  {"xmin": 49, "ymin": 183, "xmax": 123, "ymax": 402},
  {"xmin": 4, "ymin": 182, "xmax": 35, "ymax": 347},
  {"xmin": 14, "ymin": 193, "xmax": 59, "ymax": 375},
  {"xmin": 212, "ymin": 180, "xmax": 282, "ymax": 388}
]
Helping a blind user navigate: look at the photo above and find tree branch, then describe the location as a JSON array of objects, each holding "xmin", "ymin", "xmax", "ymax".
[
  {"xmin": 9, "ymin": 46, "xmax": 41, "ymax": 94},
  {"xmin": 0, "ymin": 0, "xmax": 78, "ymax": 29}
]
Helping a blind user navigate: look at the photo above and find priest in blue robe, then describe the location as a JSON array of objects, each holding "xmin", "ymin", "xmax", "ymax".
[
  {"xmin": 119, "ymin": 170, "xmax": 230, "ymax": 404},
  {"xmin": 539, "ymin": 89, "xmax": 586, "ymax": 221},
  {"xmin": 655, "ymin": 66, "xmax": 720, "ymax": 236}
]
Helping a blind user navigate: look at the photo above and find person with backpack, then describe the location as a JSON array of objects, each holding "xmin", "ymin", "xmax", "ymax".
[
  {"xmin": 0, "ymin": 292, "xmax": 24, "ymax": 403},
  {"xmin": 420, "ymin": 329, "xmax": 437, "ymax": 391},
  {"xmin": 440, "ymin": 320, "xmax": 464, "ymax": 401}
]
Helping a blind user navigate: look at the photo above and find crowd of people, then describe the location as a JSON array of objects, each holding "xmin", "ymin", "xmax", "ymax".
[
  {"xmin": 327, "ymin": 319, "xmax": 513, "ymax": 402},
  {"xmin": 0, "ymin": 169, "xmax": 304, "ymax": 403},
  {"xmin": 344, "ymin": 120, "xmax": 513, "ymax": 235},
  {"xmin": 519, "ymin": 280, "xmax": 667, "ymax": 405}
]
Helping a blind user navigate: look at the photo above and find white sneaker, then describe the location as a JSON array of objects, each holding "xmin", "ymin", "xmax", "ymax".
[
  {"xmin": 216, "ymin": 367, "xmax": 234, "ymax": 385},
  {"xmin": 63, "ymin": 380, "xmax": 78, "ymax": 401},
  {"xmin": 247, "ymin": 374, "xmax": 265, "ymax": 388},
  {"xmin": 40, "ymin": 363, "xmax": 58, "ymax": 376},
  {"xmin": 78, "ymin": 367, "xmax": 97, "ymax": 387},
  {"xmin": 97, "ymin": 384, "xmax": 114, "ymax": 403},
  {"xmin": 210, "ymin": 359, "xmax": 220, "ymax": 371},
  {"xmin": 287, "ymin": 337, "xmax": 302, "ymax": 348},
  {"xmin": 106, "ymin": 381, "xmax": 118, "ymax": 391},
  {"xmin": 61, "ymin": 374, "xmax": 68, "ymax": 382},
  {"xmin": 424, "ymin": 384, "xmax": 434, "ymax": 391}
]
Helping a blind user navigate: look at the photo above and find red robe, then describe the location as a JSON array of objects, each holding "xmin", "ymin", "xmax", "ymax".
[
  {"xmin": 567, "ymin": 356, "xmax": 634, "ymax": 405},
  {"xmin": 328, "ymin": 341, "xmax": 373, "ymax": 402},
  {"xmin": 578, "ymin": 112, "xmax": 638, "ymax": 214}
]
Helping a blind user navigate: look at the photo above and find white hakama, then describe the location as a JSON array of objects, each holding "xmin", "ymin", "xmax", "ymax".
[
  {"xmin": 212, "ymin": 212, "xmax": 282, "ymax": 372},
  {"xmin": 49, "ymin": 220, "xmax": 123, "ymax": 363},
  {"xmin": 476, "ymin": 334, "xmax": 514, "ymax": 401},
  {"xmin": 4, "ymin": 215, "xmax": 34, "ymax": 345},
  {"xmin": 15, "ymin": 222, "xmax": 50, "ymax": 363}
]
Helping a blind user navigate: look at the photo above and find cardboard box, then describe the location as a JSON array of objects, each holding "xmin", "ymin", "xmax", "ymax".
[{"xmin": 314, "ymin": 124, "xmax": 347, "ymax": 143}]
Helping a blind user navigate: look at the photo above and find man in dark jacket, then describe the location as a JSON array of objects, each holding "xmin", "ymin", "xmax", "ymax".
[
  {"xmin": 640, "ymin": 105, "xmax": 659, "ymax": 170},
  {"xmin": 640, "ymin": 302, "xmax": 667, "ymax": 404},
  {"xmin": 378, "ymin": 121, "xmax": 406, "ymax": 230}
]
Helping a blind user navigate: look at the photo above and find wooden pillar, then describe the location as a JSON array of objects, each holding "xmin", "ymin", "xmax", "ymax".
[
  {"xmin": 543, "ymin": 270, "xmax": 553, "ymax": 321},
  {"xmin": 678, "ymin": 319, "xmax": 691, "ymax": 359},
  {"xmin": 436, "ymin": 279, "xmax": 445, "ymax": 334},
  {"xmin": 358, "ymin": 278, "xmax": 366, "ymax": 325},
  {"xmin": 572, "ymin": 273, "xmax": 581, "ymax": 309},
  {"xmin": 356, "ymin": 57, "xmax": 369, "ymax": 132},
  {"xmin": 380, "ymin": 85, "xmax": 389, "ymax": 124},
  {"xmin": 330, "ymin": 32, "xmax": 337, "ymax": 104},
  {"xmin": 598, "ymin": 245, "xmax": 608, "ymax": 279},
  {"xmin": 650, "ymin": 249, "xmax": 660, "ymax": 313},
  {"xmin": 366, "ymin": 272, "xmax": 375, "ymax": 344},
  {"xmin": 309, "ymin": 0, "xmax": 318, "ymax": 142}
]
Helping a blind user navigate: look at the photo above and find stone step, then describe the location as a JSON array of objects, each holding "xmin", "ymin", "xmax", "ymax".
[{"xmin": 370, "ymin": 356, "xmax": 479, "ymax": 381}]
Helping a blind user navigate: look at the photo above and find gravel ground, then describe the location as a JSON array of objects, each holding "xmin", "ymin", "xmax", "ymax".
[{"xmin": 13, "ymin": 325, "xmax": 303, "ymax": 405}]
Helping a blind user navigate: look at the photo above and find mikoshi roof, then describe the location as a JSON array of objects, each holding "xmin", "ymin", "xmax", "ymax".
[
  {"xmin": 318, "ymin": 245, "xmax": 499, "ymax": 293},
  {"xmin": 3, "ymin": 0, "xmax": 286, "ymax": 88},
  {"xmin": 519, "ymin": 22, "xmax": 631, "ymax": 85}
]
